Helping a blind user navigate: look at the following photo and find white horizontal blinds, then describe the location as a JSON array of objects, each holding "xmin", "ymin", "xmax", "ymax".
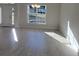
[
  {"xmin": 0, "ymin": 7, "xmax": 2, "ymax": 24},
  {"xmin": 12, "ymin": 7, "xmax": 15, "ymax": 25},
  {"xmin": 28, "ymin": 5, "xmax": 46, "ymax": 24}
]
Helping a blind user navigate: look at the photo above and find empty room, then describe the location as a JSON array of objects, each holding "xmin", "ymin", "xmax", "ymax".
[{"xmin": 0, "ymin": 3, "xmax": 79, "ymax": 56}]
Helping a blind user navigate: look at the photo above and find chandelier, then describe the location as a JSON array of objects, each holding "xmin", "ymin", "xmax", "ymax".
[{"xmin": 31, "ymin": 4, "xmax": 40, "ymax": 8}]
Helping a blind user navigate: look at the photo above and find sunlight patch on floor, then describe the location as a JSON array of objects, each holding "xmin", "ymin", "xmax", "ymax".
[
  {"xmin": 44, "ymin": 31, "xmax": 78, "ymax": 52},
  {"xmin": 12, "ymin": 28, "xmax": 18, "ymax": 42},
  {"xmin": 45, "ymin": 32, "xmax": 69, "ymax": 44},
  {"xmin": 66, "ymin": 20, "xmax": 79, "ymax": 52}
]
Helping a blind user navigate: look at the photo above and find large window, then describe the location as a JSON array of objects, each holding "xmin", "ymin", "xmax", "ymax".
[
  {"xmin": 27, "ymin": 4, "xmax": 47, "ymax": 24},
  {"xmin": 12, "ymin": 7, "xmax": 15, "ymax": 25},
  {"xmin": 0, "ymin": 7, "xmax": 2, "ymax": 24}
]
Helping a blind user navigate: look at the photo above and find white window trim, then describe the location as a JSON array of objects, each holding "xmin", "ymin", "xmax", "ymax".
[{"xmin": 27, "ymin": 5, "xmax": 47, "ymax": 25}]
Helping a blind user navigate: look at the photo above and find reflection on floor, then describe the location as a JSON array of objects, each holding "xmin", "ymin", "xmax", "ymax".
[{"xmin": 0, "ymin": 27, "xmax": 78, "ymax": 56}]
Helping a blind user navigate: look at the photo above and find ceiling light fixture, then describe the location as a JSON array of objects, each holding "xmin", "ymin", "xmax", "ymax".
[{"xmin": 31, "ymin": 4, "xmax": 40, "ymax": 8}]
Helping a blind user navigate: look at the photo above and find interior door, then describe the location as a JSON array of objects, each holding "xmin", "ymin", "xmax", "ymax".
[{"xmin": 0, "ymin": 4, "xmax": 15, "ymax": 27}]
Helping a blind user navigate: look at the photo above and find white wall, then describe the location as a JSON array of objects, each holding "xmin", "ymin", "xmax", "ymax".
[
  {"xmin": 60, "ymin": 4, "xmax": 79, "ymax": 52},
  {"xmin": 15, "ymin": 3, "xmax": 60, "ymax": 29},
  {"xmin": 60, "ymin": 4, "xmax": 76, "ymax": 36},
  {"xmin": 0, "ymin": 4, "xmax": 14, "ymax": 26}
]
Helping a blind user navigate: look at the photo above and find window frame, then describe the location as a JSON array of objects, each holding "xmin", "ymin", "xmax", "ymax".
[{"xmin": 27, "ymin": 4, "xmax": 47, "ymax": 25}]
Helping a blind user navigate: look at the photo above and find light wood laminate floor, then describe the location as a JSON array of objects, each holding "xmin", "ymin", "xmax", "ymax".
[{"xmin": 0, "ymin": 27, "xmax": 78, "ymax": 56}]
